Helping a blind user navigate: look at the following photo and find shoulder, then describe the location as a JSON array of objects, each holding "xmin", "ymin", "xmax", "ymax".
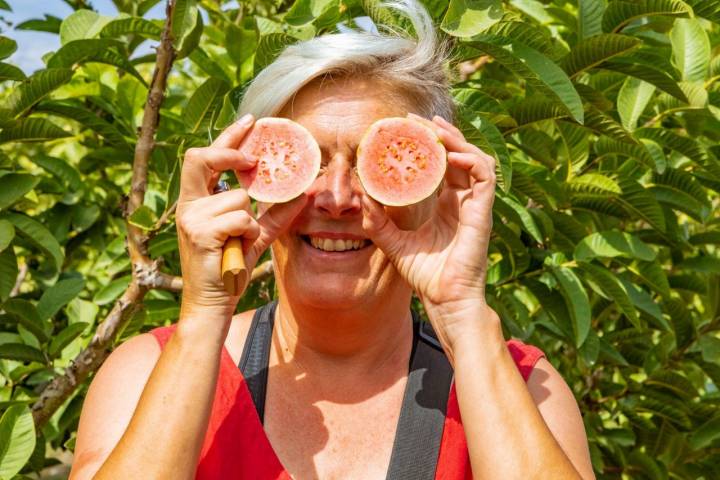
[
  {"xmin": 504, "ymin": 338, "xmax": 546, "ymax": 382},
  {"xmin": 70, "ymin": 332, "xmax": 161, "ymax": 479},
  {"xmin": 522, "ymin": 352, "xmax": 596, "ymax": 479}
]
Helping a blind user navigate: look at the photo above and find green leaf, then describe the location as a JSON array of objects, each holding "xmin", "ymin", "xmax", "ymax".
[
  {"xmin": 0, "ymin": 405, "xmax": 36, "ymax": 480},
  {"xmin": 601, "ymin": 61, "xmax": 688, "ymax": 102},
  {"xmin": 128, "ymin": 205, "xmax": 158, "ymax": 230},
  {"xmin": 59, "ymin": 9, "xmax": 112, "ymax": 45},
  {"xmin": 0, "ymin": 174, "xmax": 40, "ymax": 211},
  {"xmin": 254, "ymin": 33, "xmax": 297, "ymax": 74},
  {"xmin": 285, "ymin": 0, "xmax": 338, "ymax": 26},
  {"xmin": 0, "ymin": 219, "xmax": 13, "ymax": 252},
  {"xmin": 575, "ymin": 231, "xmax": 656, "ymax": 262},
  {"xmin": 602, "ymin": 0, "xmax": 691, "ymax": 33},
  {"xmin": 441, "ymin": 0, "xmax": 503, "ymax": 37},
  {"xmin": 579, "ymin": 0, "xmax": 607, "ymax": 39},
  {"xmin": 636, "ymin": 128, "xmax": 720, "ymax": 178},
  {"xmin": 617, "ymin": 77, "xmax": 655, "ymax": 131},
  {"xmin": 635, "ymin": 395, "xmax": 691, "ymax": 429},
  {"xmin": 0, "ymin": 68, "xmax": 74, "ymax": 120},
  {"xmin": 579, "ymin": 262, "xmax": 641, "ymax": 328},
  {"xmin": 0, "ymin": 247, "xmax": 17, "ymax": 302},
  {"xmin": 48, "ymin": 322, "xmax": 89, "ymax": 359},
  {"xmin": 494, "ymin": 195, "xmax": 543, "ymax": 243},
  {"xmin": 93, "ymin": 275, "xmax": 131, "ymax": 306},
  {"xmin": 37, "ymin": 277, "xmax": 85, "ymax": 322},
  {"xmin": 172, "ymin": 0, "xmax": 198, "ymax": 50},
  {"xmin": 183, "ymin": 77, "xmax": 230, "ymax": 134},
  {"xmin": 467, "ymin": 39, "xmax": 584, "ymax": 123},
  {"xmin": 0, "ymin": 212, "xmax": 64, "ymax": 273},
  {"xmin": 670, "ymin": 18, "xmax": 710, "ymax": 82},
  {"xmin": 36, "ymin": 101, "xmax": 130, "ymax": 147},
  {"xmin": 562, "ymin": 33, "xmax": 639, "ymax": 78},
  {"xmin": 16, "ymin": 15, "xmax": 62, "ymax": 34},
  {"xmin": 48, "ymin": 39, "xmax": 145, "ymax": 85},
  {"xmin": 689, "ymin": 416, "xmax": 720, "ymax": 450},
  {"xmin": 0, "ymin": 63, "xmax": 26, "ymax": 82},
  {"xmin": 29, "ymin": 155, "xmax": 82, "ymax": 191},
  {"xmin": 683, "ymin": 0, "xmax": 720, "ymax": 24},
  {"xmin": 457, "ymin": 108, "xmax": 511, "ymax": 191},
  {"xmin": 552, "ymin": 266, "xmax": 591, "ymax": 347},
  {"xmin": 0, "ymin": 343, "xmax": 45, "ymax": 364},
  {"xmin": 99, "ymin": 17, "xmax": 162, "ymax": 40},
  {"xmin": 2, "ymin": 299, "xmax": 49, "ymax": 343},
  {"xmin": 0, "ymin": 36, "xmax": 17, "ymax": 60},
  {"xmin": 0, "ymin": 117, "xmax": 70, "ymax": 143},
  {"xmin": 664, "ymin": 298, "xmax": 694, "ymax": 349},
  {"xmin": 699, "ymin": 334, "xmax": 720, "ymax": 364}
]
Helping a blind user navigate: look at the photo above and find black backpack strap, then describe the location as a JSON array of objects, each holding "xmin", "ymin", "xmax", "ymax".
[
  {"xmin": 238, "ymin": 300, "xmax": 278, "ymax": 424},
  {"xmin": 386, "ymin": 311, "xmax": 454, "ymax": 480}
]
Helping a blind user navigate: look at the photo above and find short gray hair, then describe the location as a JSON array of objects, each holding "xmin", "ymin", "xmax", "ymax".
[{"xmin": 239, "ymin": 0, "xmax": 454, "ymax": 121}]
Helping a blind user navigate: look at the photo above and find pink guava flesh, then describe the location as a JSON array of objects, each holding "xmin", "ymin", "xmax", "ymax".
[
  {"xmin": 237, "ymin": 117, "xmax": 321, "ymax": 203},
  {"xmin": 357, "ymin": 117, "xmax": 446, "ymax": 206}
]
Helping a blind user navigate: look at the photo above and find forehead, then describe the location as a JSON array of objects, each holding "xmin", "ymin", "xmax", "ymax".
[{"xmin": 279, "ymin": 77, "xmax": 409, "ymax": 151}]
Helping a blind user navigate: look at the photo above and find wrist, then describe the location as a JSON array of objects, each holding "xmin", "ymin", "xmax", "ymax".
[{"xmin": 423, "ymin": 300, "xmax": 504, "ymax": 365}]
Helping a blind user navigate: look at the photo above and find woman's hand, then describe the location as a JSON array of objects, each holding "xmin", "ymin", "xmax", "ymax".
[
  {"xmin": 176, "ymin": 114, "xmax": 308, "ymax": 317},
  {"xmin": 361, "ymin": 113, "xmax": 499, "ymax": 356}
]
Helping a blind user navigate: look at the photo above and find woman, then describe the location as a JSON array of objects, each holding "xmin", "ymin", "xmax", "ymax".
[{"xmin": 70, "ymin": 1, "xmax": 594, "ymax": 479}]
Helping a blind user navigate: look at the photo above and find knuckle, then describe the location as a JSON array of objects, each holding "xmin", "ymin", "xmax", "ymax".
[{"xmin": 184, "ymin": 147, "xmax": 203, "ymax": 163}]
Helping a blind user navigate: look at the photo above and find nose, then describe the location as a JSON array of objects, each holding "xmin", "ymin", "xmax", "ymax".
[{"xmin": 311, "ymin": 156, "xmax": 362, "ymax": 218}]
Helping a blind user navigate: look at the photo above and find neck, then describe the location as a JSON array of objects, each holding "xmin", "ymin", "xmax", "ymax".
[{"xmin": 273, "ymin": 287, "xmax": 414, "ymax": 377}]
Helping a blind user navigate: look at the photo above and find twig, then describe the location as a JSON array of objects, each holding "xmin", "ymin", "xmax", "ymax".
[
  {"xmin": 31, "ymin": 0, "xmax": 178, "ymax": 429},
  {"xmin": 145, "ymin": 260, "xmax": 275, "ymax": 292},
  {"xmin": 10, "ymin": 262, "xmax": 28, "ymax": 297},
  {"xmin": 32, "ymin": 280, "xmax": 146, "ymax": 426}
]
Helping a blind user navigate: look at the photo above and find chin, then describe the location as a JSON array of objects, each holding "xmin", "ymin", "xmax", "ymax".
[{"xmin": 277, "ymin": 262, "xmax": 375, "ymax": 311}]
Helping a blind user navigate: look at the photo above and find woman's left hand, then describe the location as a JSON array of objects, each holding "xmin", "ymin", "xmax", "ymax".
[{"xmin": 361, "ymin": 113, "xmax": 500, "ymax": 356}]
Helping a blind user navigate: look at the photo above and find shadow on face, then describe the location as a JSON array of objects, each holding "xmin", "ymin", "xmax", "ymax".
[{"xmin": 261, "ymin": 76, "xmax": 438, "ymax": 312}]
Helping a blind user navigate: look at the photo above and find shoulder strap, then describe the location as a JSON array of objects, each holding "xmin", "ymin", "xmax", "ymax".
[
  {"xmin": 239, "ymin": 300, "xmax": 278, "ymax": 424},
  {"xmin": 386, "ymin": 311, "xmax": 454, "ymax": 480}
]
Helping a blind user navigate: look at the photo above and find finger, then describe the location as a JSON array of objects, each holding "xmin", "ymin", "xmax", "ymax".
[
  {"xmin": 203, "ymin": 209, "xmax": 261, "ymax": 246},
  {"xmin": 180, "ymin": 147, "xmax": 257, "ymax": 201},
  {"xmin": 187, "ymin": 188, "xmax": 251, "ymax": 217},
  {"xmin": 361, "ymin": 194, "xmax": 406, "ymax": 260},
  {"xmin": 432, "ymin": 115, "xmax": 463, "ymax": 138},
  {"xmin": 249, "ymin": 194, "xmax": 309, "ymax": 263},
  {"xmin": 407, "ymin": 112, "xmax": 479, "ymax": 156},
  {"xmin": 212, "ymin": 114, "xmax": 255, "ymax": 149},
  {"xmin": 448, "ymin": 152, "xmax": 496, "ymax": 187}
]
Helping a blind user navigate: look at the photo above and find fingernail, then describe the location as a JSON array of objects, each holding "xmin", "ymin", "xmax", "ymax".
[{"xmin": 237, "ymin": 113, "xmax": 253, "ymax": 124}]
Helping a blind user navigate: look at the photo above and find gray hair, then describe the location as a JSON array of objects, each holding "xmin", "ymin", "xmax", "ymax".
[{"xmin": 239, "ymin": 0, "xmax": 454, "ymax": 121}]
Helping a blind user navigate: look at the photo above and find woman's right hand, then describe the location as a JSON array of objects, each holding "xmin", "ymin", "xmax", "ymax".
[{"xmin": 176, "ymin": 113, "xmax": 308, "ymax": 317}]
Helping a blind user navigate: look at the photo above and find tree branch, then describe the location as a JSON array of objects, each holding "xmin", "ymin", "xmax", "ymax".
[{"xmin": 31, "ymin": 0, "xmax": 178, "ymax": 429}]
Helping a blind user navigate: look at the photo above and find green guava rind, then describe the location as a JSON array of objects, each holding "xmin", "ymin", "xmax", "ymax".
[
  {"xmin": 237, "ymin": 117, "xmax": 321, "ymax": 203},
  {"xmin": 356, "ymin": 117, "xmax": 447, "ymax": 207}
]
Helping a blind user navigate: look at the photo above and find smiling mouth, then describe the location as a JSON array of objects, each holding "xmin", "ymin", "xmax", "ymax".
[{"xmin": 300, "ymin": 235, "xmax": 372, "ymax": 252}]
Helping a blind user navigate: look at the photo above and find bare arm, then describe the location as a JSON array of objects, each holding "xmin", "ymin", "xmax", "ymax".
[
  {"xmin": 70, "ymin": 316, "xmax": 230, "ymax": 480},
  {"xmin": 452, "ymin": 309, "xmax": 595, "ymax": 480},
  {"xmin": 69, "ymin": 116, "xmax": 307, "ymax": 479}
]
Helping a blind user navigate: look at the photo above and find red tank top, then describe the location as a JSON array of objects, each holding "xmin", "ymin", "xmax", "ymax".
[{"xmin": 149, "ymin": 323, "xmax": 545, "ymax": 479}]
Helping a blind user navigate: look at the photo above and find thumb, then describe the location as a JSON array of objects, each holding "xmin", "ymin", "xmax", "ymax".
[
  {"xmin": 361, "ymin": 194, "xmax": 406, "ymax": 261},
  {"xmin": 247, "ymin": 194, "xmax": 308, "ymax": 265}
]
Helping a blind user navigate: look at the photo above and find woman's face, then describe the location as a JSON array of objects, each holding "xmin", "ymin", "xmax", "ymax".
[{"xmin": 268, "ymin": 77, "xmax": 436, "ymax": 310}]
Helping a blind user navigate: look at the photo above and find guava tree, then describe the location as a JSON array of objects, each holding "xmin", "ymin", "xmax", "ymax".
[{"xmin": 0, "ymin": 0, "xmax": 719, "ymax": 478}]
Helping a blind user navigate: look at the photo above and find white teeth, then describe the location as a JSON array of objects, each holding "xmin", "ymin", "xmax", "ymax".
[{"xmin": 307, "ymin": 236, "xmax": 366, "ymax": 252}]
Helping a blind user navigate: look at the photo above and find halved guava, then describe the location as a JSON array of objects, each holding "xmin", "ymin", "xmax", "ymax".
[
  {"xmin": 356, "ymin": 117, "xmax": 446, "ymax": 207},
  {"xmin": 237, "ymin": 117, "xmax": 321, "ymax": 203}
]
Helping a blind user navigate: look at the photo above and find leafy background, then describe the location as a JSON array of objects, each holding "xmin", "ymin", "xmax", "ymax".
[{"xmin": 0, "ymin": 0, "xmax": 719, "ymax": 478}]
